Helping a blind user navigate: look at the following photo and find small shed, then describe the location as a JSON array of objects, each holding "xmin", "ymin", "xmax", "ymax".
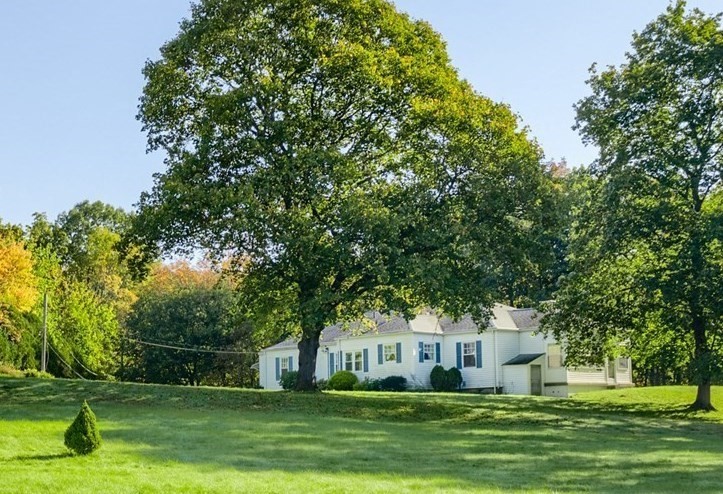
[{"xmin": 502, "ymin": 353, "xmax": 545, "ymax": 395}]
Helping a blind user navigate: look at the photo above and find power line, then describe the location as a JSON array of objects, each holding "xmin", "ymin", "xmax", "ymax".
[
  {"xmin": 47, "ymin": 342, "xmax": 87, "ymax": 380},
  {"xmin": 127, "ymin": 338, "xmax": 255, "ymax": 355}
]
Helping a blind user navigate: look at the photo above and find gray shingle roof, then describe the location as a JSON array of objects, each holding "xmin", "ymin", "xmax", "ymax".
[
  {"xmin": 508, "ymin": 308, "xmax": 542, "ymax": 330},
  {"xmin": 265, "ymin": 312, "xmax": 410, "ymax": 350},
  {"xmin": 264, "ymin": 305, "xmax": 543, "ymax": 350}
]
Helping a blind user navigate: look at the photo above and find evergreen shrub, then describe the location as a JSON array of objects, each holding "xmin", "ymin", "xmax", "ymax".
[{"xmin": 64, "ymin": 401, "xmax": 102, "ymax": 455}]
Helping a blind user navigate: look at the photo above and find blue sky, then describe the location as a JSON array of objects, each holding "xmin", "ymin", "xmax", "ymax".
[{"xmin": 1, "ymin": 0, "xmax": 720, "ymax": 226}]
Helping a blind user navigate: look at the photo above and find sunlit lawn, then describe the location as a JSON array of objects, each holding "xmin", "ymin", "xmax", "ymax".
[{"xmin": 1, "ymin": 377, "xmax": 721, "ymax": 493}]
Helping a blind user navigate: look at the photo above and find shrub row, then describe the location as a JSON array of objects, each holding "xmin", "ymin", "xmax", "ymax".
[
  {"xmin": 352, "ymin": 375, "xmax": 407, "ymax": 392},
  {"xmin": 430, "ymin": 365, "xmax": 462, "ymax": 391}
]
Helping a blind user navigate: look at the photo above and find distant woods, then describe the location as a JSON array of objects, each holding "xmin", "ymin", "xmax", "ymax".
[{"xmin": 0, "ymin": 201, "xmax": 262, "ymax": 387}]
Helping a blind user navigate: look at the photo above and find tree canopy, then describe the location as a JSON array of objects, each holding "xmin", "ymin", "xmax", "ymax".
[
  {"xmin": 135, "ymin": 0, "xmax": 548, "ymax": 390},
  {"xmin": 543, "ymin": 1, "xmax": 723, "ymax": 410}
]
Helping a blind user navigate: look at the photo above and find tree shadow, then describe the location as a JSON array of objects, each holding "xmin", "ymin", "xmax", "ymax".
[{"xmin": 6, "ymin": 452, "xmax": 72, "ymax": 461}]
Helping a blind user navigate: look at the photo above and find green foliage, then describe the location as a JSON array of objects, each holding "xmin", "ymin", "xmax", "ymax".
[
  {"xmin": 546, "ymin": 2, "xmax": 723, "ymax": 409},
  {"xmin": 353, "ymin": 378, "xmax": 382, "ymax": 391},
  {"xmin": 0, "ymin": 363, "xmax": 24, "ymax": 377},
  {"xmin": 379, "ymin": 375, "xmax": 407, "ymax": 392},
  {"xmin": 314, "ymin": 379, "xmax": 328, "ymax": 391},
  {"xmin": 135, "ymin": 0, "xmax": 549, "ymax": 390},
  {"xmin": 64, "ymin": 401, "xmax": 102, "ymax": 455},
  {"xmin": 279, "ymin": 370, "xmax": 298, "ymax": 390},
  {"xmin": 124, "ymin": 263, "xmax": 258, "ymax": 387},
  {"xmin": 447, "ymin": 368, "xmax": 463, "ymax": 390},
  {"xmin": 430, "ymin": 365, "xmax": 463, "ymax": 392},
  {"xmin": 430, "ymin": 365, "xmax": 447, "ymax": 391},
  {"xmin": 327, "ymin": 371, "xmax": 358, "ymax": 391},
  {"xmin": 23, "ymin": 368, "xmax": 54, "ymax": 379}
]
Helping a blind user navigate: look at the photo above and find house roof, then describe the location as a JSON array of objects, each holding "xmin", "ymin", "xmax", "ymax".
[
  {"xmin": 265, "ymin": 312, "xmax": 410, "ymax": 351},
  {"xmin": 502, "ymin": 353, "xmax": 545, "ymax": 365},
  {"xmin": 263, "ymin": 304, "xmax": 543, "ymax": 351},
  {"xmin": 508, "ymin": 308, "xmax": 542, "ymax": 329}
]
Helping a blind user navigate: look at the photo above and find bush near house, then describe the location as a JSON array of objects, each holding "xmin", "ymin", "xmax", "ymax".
[
  {"xmin": 279, "ymin": 371, "xmax": 298, "ymax": 390},
  {"xmin": 353, "ymin": 378, "xmax": 382, "ymax": 391},
  {"xmin": 327, "ymin": 371, "xmax": 358, "ymax": 391},
  {"xmin": 430, "ymin": 365, "xmax": 463, "ymax": 392},
  {"xmin": 379, "ymin": 375, "xmax": 407, "ymax": 392}
]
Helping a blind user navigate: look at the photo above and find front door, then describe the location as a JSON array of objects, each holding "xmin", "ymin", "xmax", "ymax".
[{"xmin": 530, "ymin": 365, "xmax": 542, "ymax": 396}]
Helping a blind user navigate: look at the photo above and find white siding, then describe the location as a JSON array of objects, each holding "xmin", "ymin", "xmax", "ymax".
[
  {"xmin": 259, "ymin": 347, "xmax": 300, "ymax": 390},
  {"xmin": 330, "ymin": 332, "xmax": 414, "ymax": 384},
  {"xmin": 258, "ymin": 311, "xmax": 636, "ymax": 395},
  {"xmin": 567, "ymin": 367, "xmax": 607, "ymax": 385},
  {"xmin": 410, "ymin": 335, "xmax": 444, "ymax": 388},
  {"xmin": 502, "ymin": 365, "xmax": 529, "ymax": 395},
  {"xmin": 443, "ymin": 332, "xmax": 495, "ymax": 390},
  {"xmin": 615, "ymin": 357, "xmax": 633, "ymax": 385}
]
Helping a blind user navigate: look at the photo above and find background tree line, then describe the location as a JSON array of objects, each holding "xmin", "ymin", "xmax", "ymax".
[
  {"xmin": 1, "ymin": 0, "xmax": 719, "ymax": 408},
  {"xmin": 0, "ymin": 201, "xmax": 263, "ymax": 387}
]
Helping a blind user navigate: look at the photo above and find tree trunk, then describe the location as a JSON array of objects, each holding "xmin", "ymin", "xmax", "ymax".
[
  {"xmin": 692, "ymin": 381, "xmax": 713, "ymax": 411},
  {"xmin": 690, "ymin": 315, "xmax": 716, "ymax": 411},
  {"xmin": 295, "ymin": 332, "xmax": 321, "ymax": 391}
]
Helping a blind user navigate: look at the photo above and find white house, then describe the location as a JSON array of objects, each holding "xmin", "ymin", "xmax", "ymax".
[{"xmin": 257, "ymin": 304, "xmax": 633, "ymax": 397}]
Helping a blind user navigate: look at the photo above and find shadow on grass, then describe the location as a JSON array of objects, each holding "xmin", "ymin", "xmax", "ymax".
[
  {"xmin": 2, "ymin": 377, "xmax": 723, "ymax": 492},
  {"xmin": 98, "ymin": 405, "xmax": 723, "ymax": 493},
  {"xmin": 6, "ymin": 452, "xmax": 72, "ymax": 461}
]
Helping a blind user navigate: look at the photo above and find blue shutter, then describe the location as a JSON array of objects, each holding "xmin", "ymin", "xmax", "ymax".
[
  {"xmin": 396, "ymin": 342, "xmax": 402, "ymax": 363},
  {"xmin": 435, "ymin": 342, "xmax": 441, "ymax": 364},
  {"xmin": 418, "ymin": 341, "xmax": 424, "ymax": 363},
  {"xmin": 288, "ymin": 356, "xmax": 293, "ymax": 372},
  {"xmin": 378, "ymin": 344, "xmax": 383, "ymax": 365},
  {"xmin": 476, "ymin": 340, "xmax": 482, "ymax": 368},
  {"xmin": 275, "ymin": 357, "xmax": 280, "ymax": 380},
  {"xmin": 455, "ymin": 342, "xmax": 462, "ymax": 369},
  {"xmin": 329, "ymin": 352, "xmax": 335, "ymax": 377},
  {"xmin": 339, "ymin": 351, "xmax": 343, "ymax": 371},
  {"xmin": 363, "ymin": 349, "xmax": 369, "ymax": 372}
]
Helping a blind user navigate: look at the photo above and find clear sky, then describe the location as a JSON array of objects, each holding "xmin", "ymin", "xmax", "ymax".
[{"xmin": 1, "ymin": 0, "xmax": 720, "ymax": 227}]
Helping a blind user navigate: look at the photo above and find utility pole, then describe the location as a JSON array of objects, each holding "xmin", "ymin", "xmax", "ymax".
[{"xmin": 41, "ymin": 292, "xmax": 48, "ymax": 372}]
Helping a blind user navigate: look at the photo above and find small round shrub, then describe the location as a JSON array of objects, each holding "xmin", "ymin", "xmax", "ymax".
[
  {"xmin": 446, "ymin": 367, "xmax": 463, "ymax": 390},
  {"xmin": 430, "ymin": 365, "xmax": 447, "ymax": 391},
  {"xmin": 379, "ymin": 375, "xmax": 407, "ymax": 392},
  {"xmin": 64, "ymin": 401, "xmax": 102, "ymax": 455},
  {"xmin": 279, "ymin": 370, "xmax": 298, "ymax": 390},
  {"xmin": 327, "ymin": 370, "xmax": 358, "ymax": 391}
]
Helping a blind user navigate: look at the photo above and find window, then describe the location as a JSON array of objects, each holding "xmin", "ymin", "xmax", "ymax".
[
  {"xmin": 281, "ymin": 357, "xmax": 290, "ymax": 377},
  {"xmin": 423, "ymin": 343, "xmax": 435, "ymax": 362},
  {"xmin": 547, "ymin": 344, "xmax": 562, "ymax": 368},
  {"xmin": 617, "ymin": 357, "xmax": 629, "ymax": 370},
  {"xmin": 384, "ymin": 344, "xmax": 396, "ymax": 362},
  {"xmin": 345, "ymin": 351, "xmax": 362, "ymax": 371},
  {"xmin": 463, "ymin": 342, "xmax": 476, "ymax": 368}
]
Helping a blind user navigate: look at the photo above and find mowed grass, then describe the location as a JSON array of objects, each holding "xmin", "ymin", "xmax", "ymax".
[{"xmin": 1, "ymin": 378, "xmax": 721, "ymax": 493}]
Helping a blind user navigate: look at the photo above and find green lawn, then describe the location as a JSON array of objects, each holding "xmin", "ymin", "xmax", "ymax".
[{"xmin": 0, "ymin": 377, "xmax": 721, "ymax": 493}]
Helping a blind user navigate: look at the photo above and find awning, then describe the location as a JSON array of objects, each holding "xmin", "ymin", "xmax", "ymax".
[{"xmin": 502, "ymin": 353, "xmax": 545, "ymax": 365}]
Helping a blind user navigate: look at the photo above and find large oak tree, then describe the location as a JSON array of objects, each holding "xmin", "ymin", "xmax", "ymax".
[
  {"xmin": 544, "ymin": 2, "xmax": 723, "ymax": 410},
  {"xmin": 136, "ymin": 0, "xmax": 546, "ymax": 390}
]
